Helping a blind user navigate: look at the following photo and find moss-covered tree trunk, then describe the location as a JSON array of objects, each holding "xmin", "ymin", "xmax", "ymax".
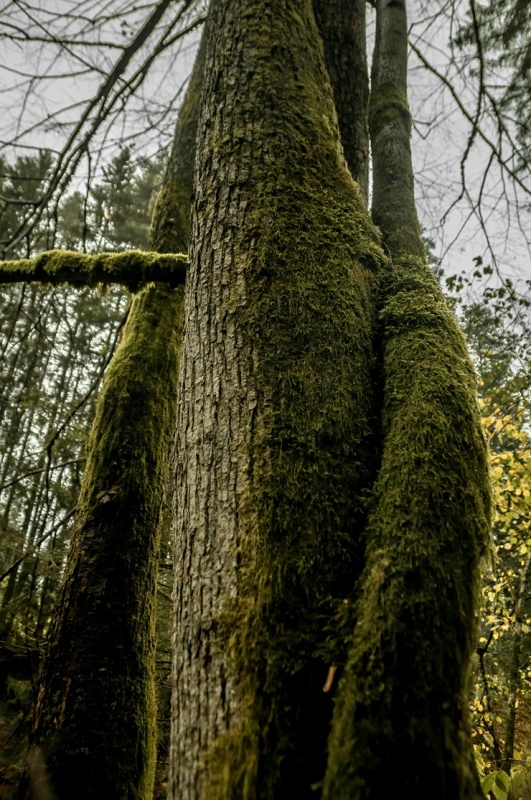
[
  {"xmin": 170, "ymin": 2, "xmax": 383, "ymax": 798},
  {"xmin": 323, "ymin": 2, "xmax": 492, "ymax": 798},
  {"xmin": 313, "ymin": 0, "xmax": 369, "ymax": 202},
  {"xmin": 20, "ymin": 36, "xmax": 206, "ymax": 800}
]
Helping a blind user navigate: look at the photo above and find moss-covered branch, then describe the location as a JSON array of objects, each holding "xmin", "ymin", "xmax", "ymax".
[{"xmin": 0, "ymin": 250, "xmax": 187, "ymax": 290}]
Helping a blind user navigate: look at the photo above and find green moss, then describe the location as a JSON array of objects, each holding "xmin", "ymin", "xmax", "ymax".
[
  {"xmin": 319, "ymin": 1, "xmax": 492, "ymax": 786},
  {"xmin": 28, "ymin": 284, "xmax": 184, "ymax": 800},
  {"xmin": 0, "ymin": 250, "xmax": 188, "ymax": 290},
  {"xmin": 323, "ymin": 259, "xmax": 491, "ymax": 800}
]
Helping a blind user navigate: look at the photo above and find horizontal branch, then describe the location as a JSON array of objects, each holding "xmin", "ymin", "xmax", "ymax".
[{"xmin": 0, "ymin": 250, "xmax": 188, "ymax": 290}]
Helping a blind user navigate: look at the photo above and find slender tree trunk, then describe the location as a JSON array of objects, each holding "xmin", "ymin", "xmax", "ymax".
[
  {"xmin": 323, "ymin": 2, "xmax": 491, "ymax": 798},
  {"xmin": 170, "ymin": 3, "xmax": 383, "ymax": 798},
  {"xmin": 501, "ymin": 550, "xmax": 531, "ymax": 775},
  {"xmin": 313, "ymin": 0, "xmax": 370, "ymax": 202},
  {"xmin": 20, "ymin": 35, "xmax": 206, "ymax": 800}
]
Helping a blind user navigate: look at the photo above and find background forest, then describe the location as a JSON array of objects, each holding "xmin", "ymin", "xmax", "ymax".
[{"xmin": 0, "ymin": 0, "xmax": 530, "ymax": 798}]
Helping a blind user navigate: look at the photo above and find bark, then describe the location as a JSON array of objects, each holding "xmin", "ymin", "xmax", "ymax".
[
  {"xmin": 313, "ymin": 0, "xmax": 370, "ymax": 202},
  {"xmin": 323, "ymin": 2, "xmax": 492, "ymax": 799},
  {"xmin": 0, "ymin": 250, "xmax": 187, "ymax": 290},
  {"xmin": 170, "ymin": 2, "xmax": 383, "ymax": 798},
  {"xmin": 20, "ymin": 35, "xmax": 206, "ymax": 800}
]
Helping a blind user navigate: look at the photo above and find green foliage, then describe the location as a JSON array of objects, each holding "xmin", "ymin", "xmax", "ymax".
[
  {"xmin": 89, "ymin": 148, "xmax": 165, "ymax": 252},
  {"xmin": 447, "ymin": 261, "xmax": 531, "ymax": 797},
  {"xmin": 444, "ymin": 261, "xmax": 531, "ymax": 418},
  {"xmin": 0, "ymin": 147, "xmax": 164, "ymax": 258},
  {"xmin": 0, "ymin": 151, "xmax": 55, "ymax": 255}
]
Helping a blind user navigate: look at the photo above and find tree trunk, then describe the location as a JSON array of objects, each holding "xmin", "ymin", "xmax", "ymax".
[
  {"xmin": 323, "ymin": 2, "xmax": 492, "ymax": 798},
  {"xmin": 313, "ymin": 0, "xmax": 370, "ymax": 202},
  {"xmin": 170, "ymin": 2, "xmax": 383, "ymax": 798},
  {"xmin": 20, "ymin": 34, "xmax": 206, "ymax": 800}
]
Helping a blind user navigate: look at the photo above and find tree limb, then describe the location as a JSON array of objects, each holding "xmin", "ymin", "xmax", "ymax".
[{"xmin": 0, "ymin": 250, "xmax": 188, "ymax": 290}]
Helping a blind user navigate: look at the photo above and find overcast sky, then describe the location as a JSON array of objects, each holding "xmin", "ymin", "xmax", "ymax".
[{"xmin": 0, "ymin": 0, "xmax": 528, "ymax": 291}]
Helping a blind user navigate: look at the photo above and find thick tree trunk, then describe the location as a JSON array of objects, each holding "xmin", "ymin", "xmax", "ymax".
[
  {"xmin": 313, "ymin": 0, "xmax": 370, "ymax": 202},
  {"xmin": 20, "ymin": 35, "xmax": 206, "ymax": 800},
  {"xmin": 323, "ymin": 2, "xmax": 492, "ymax": 798},
  {"xmin": 170, "ymin": 2, "xmax": 383, "ymax": 798}
]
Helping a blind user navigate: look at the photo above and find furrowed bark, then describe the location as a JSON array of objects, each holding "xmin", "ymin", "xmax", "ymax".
[
  {"xmin": 323, "ymin": 2, "xmax": 492, "ymax": 798},
  {"xmin": 170, "ymin": 2, "xmax": 384, "ymax": 798},
  {"xmin": 20, "ymin": 35, "xmax": 206, "ymax": 800},
  {"xmin": 313, "ymin": 0, "xmax": 370, "ymax": 202},
  {"xmin": 0, "ymin": 250, "xmax": 187, "ymax": 289}
]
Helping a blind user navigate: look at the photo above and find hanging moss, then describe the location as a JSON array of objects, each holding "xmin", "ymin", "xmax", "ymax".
[
  {"xmin": 0, "ymin": 249, "xmax": 187, "ymax": 290},
  {"xmin": 190, "ymin": 2, "xmax": 386, "ymax": 797}
]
